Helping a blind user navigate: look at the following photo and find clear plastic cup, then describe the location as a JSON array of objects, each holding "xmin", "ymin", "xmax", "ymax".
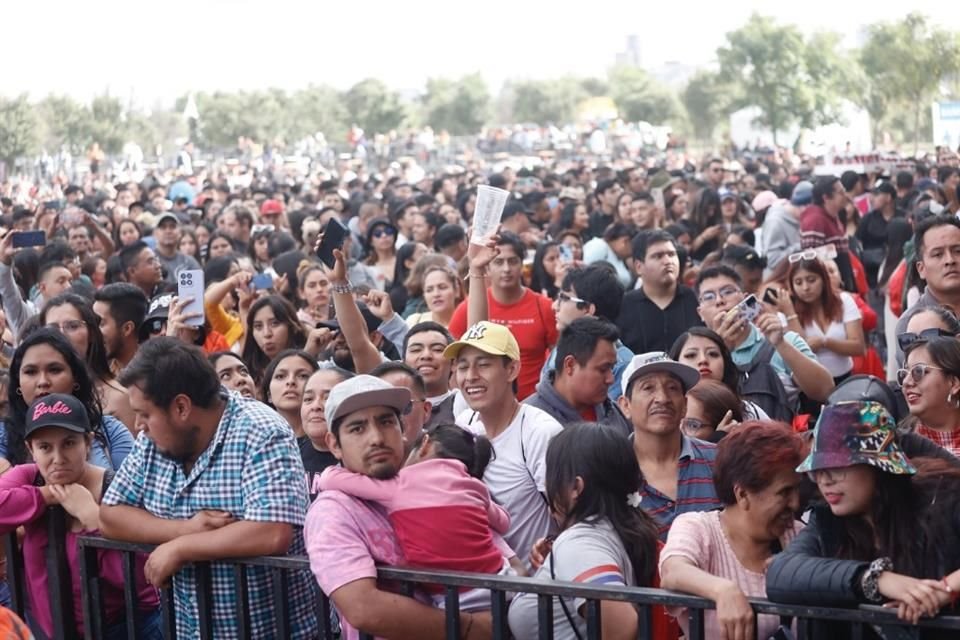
[{"xmin": 471, "ymin": 185, "xmax": 510, "ymax": 245}]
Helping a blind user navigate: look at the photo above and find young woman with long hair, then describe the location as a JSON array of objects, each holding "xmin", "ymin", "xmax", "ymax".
[
  {"xmin": 364, "ymin": 218, "xmax": 398, "ymax": 291},
  {"xmin": 768, "ymin": 401, "xmax": 960, "ymax": 634},
  {"xmin": 40, "ymin": 293, "xmax": 134, "ymax": 430},
  {"xmin": 405, "ymin": 265, "xmax": 463, "ymax": 329},
  {"xmin": 783, "ymin": 255, "xmax": 865, "ymax": 383},
  {"xmin": 900, "ymin": 336, "xmax": 960, "ymax": 457},
  {"xmin": 0, "ymin": 329, "xmax": 132, "ymax": 469},
  {"xmin": 296, "ymin": 262, "xmax": 332, "ymax": 328},
  {"xmin": 509, "ymin": 423, "xmax": 676, "ymax": 640},
  {"xmin": 529, "ymin": 241, "xmax": 561, "ymax": 300},
  {"xmin": 241, "ymin": 296, "xmax": 307, "ymax": 385},
  {"xmin": 258, "ymin": 349, "xmax": 319, "ymax": 440}
]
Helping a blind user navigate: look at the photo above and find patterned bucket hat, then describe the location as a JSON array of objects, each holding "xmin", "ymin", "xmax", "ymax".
[{"xmin": 796, "ymin": 400, "xmax": 916, "ymax": 475}]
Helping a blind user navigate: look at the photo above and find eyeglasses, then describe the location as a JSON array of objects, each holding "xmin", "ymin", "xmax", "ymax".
[
  {"xmin": 372, "ymin": 228, "xmax": 395, "ymax": 239},
  {"xmin": 47, "ymin": 320, "xmax": 85, "ymax": 334},
  {"xmin": 558, "ymin": 291, "xmax": 589, "ymax": 306},
  {"xmin": 896, "ymin": 363, "xmax": 945, "ymax": 386},
  {"xmin": 681, "ymin": 417, "xmax": 706, "ymax": 434},
  {"xmin": 806, "ymin": 467, "xmax": 848, "ymax": 483},
  {"xmin": 698, "ymin": 285, "xmax": 740, "ymax": 305},
  {"xmin": 897, "ymin": 328, "xmax": 955, "ymax": 352}
]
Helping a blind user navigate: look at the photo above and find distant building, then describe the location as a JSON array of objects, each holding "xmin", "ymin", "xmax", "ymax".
[{"xmin": 615, "ymin": 35, "xmax": 642, "ymax": 67}]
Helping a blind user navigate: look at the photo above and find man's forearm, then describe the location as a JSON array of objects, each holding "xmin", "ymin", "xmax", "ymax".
[
  {"xmin": 466, "ymin": 275, "xmax": 488, "ymax": 328},
  {"xmin": 777, "ymin": 341, "xmax": 834, "ymax": 401},
  {"xmin": 332, "ymin": 289, "xmax": 381, "ymax": 373},
  {"xmin": 176, "ymin": 521, "xmax": 293, "ymax": 562},
  {"xmin": 100, "ymin": 504, "xmax": 189, "ymax": 544}
]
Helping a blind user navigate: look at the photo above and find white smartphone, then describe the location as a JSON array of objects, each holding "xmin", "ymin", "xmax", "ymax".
[
  {"xmin": 732, "ymin": 294, "xmax": 761, "ymax": 324},
  {"xmin": 177, "ymin": 269, "xmax": 205, "ymax": 327}
]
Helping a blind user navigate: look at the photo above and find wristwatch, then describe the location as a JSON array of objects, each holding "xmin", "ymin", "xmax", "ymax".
[
  {"xmin": 331, "ymin": 281, "xmax": 354, "ymax": 295},
  {"xmin": 860, "ymin": 557, "xmax": 893, "ymax": 603}
]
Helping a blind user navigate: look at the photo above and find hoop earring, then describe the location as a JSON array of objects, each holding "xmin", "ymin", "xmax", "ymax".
[
  {"xmin": 15, "ymin": 388, "xmax": 22, "ymax": 397},
  {"xmin": 73, "ymin": 383, "xmax": 80, "ymax": 392}
]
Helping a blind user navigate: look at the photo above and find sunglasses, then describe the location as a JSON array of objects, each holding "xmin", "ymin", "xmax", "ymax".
[
  {"xmin": 897, "ymin": 328, "xmax": 955, "ymax": 352},
  {"xmin": 896, "ymin": 363, "xmax": 945, "ymax": 386},
  {"xmin": 806, "ymin": 467, "xmax": 848, "ymax": 483},
  {"xmin": 372, "ymin": 228, "xmax": 396, "ymax": 239},
  {"xmin": 788, "ymin": 245, "xmax": 838, "ymax": 264}
]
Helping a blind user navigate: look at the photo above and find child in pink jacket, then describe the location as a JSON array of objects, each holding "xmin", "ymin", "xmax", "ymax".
[{"xmin": 319, "ymin": 424, "xmax": 512, "ymax": 611}]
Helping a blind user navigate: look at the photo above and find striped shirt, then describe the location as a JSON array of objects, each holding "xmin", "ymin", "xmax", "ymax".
[{"xmin": 638, "ymin": 434, "xmax": 720, "ymax": 540}]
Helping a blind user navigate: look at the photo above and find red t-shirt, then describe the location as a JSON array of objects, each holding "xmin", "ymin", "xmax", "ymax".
[{"xmin": 449, "ymin": 288, "xmax": 558, "ymax": 400}]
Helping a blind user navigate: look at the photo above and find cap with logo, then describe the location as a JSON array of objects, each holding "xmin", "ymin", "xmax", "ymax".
[
  {"xmin": 139, "ymin": 294, "xmax": 173, "ymax": 340},
  {"xmin": 325, "ymin": 374, "xmax": 412, "ymax": 427},
  {"xmin": 621, "ymin": 351, "xmax": 700, "ymax": 396},
  {"xmin": 443, "ymin": 321, "xmax": 520, "ymax": 361},
  {"xmin": 25, "ymin": 394, "xmax": 91, "ymax": 438}
]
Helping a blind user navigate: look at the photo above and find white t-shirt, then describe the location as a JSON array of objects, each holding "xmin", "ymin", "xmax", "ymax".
[
  {"xmin": 457, "ymin": 404, "xmax": 562, "ymax": 566},
  {"xmin": 800, "ymin": 291, "xmax": 861, "ymax": 378}
]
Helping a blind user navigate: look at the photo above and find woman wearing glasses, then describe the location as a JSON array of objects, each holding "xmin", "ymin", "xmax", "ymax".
[
  {"xmin": 767, "ymin": 401, "xmax": 960, "ymax": 632},
  {"xmin": 783, "ymin": 255, "xmax": 865, "ymax": 384},
  {"xmin": 900, "ymin": 335, "xmax": 960, "ymax": 457}
]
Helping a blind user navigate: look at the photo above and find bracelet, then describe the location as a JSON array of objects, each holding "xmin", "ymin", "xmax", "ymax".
[
  {"xmin": 860, "ymin": 557, "xmax": 893, "ymax": 603},
  {"xmin": 785, "ymin": 314, "xmax": 798, "ymax": 321},
  {"xmin": 460, "ymin": 613, "xmax": 474, "ymax": 639},
  {"xmin": 331, "ymin": 281, "xmax": 354, "ymax": 295},
  {"xmin": 468, "ymin": 271, "xmax": 486, "ymax": 279},
  {"xmin": 943, "ymin": 578, "xmax": 960, "ymax": 606}
]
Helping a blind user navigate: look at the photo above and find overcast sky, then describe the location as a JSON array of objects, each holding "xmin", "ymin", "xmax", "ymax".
[{"xmin": 5, "ymin": 2, "xmax": 959, "ymax": 107}]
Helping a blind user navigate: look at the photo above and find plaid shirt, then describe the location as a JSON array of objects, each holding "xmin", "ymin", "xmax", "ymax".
[
  {"xmin": 915, "ymin": 423, "xmax": 960, "ymax": 459},
  {"xmin": 103, "ymin": 391, "xmax": 318, "ymax": 639}
]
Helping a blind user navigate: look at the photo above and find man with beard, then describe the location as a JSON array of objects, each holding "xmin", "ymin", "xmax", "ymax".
[
  {"xmin": 616, "ymin": 230, "xmax": 702, "ymax": 354},
  {"xmin": 304, "ymin": 375, "xmax": 492, "ymax": 639},
  {"xmin": 99, "ymin": 338, "xmax": 318, "ymax": 639},
  {"xmin": 93, "ymin": 283, "xmax": 149, "ymax": 371}
]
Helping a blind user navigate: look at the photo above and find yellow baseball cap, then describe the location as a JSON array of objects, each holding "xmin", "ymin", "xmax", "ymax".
[{"xmin": 443, "ymin": 321, "xmax": 521, "ymax": 361}]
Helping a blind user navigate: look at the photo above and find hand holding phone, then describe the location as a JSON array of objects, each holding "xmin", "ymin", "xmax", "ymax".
[
  {"xmin": 731, "ymin": 294, "xmax": 761, "ymax": 324},
  {"xmin": 250, "ymin": 272, "xmax": 273, "ymax": 291},
  {"xmin": 12, "ymin": 231, "xmax": 46, "ymax": 248},
  {"xmin": 177, "ymin": 270, "xmax": 205, "ymax": 327},
  {"xmin": 316, "ymin": 219, "xmax": 348, "ymax": 269}
]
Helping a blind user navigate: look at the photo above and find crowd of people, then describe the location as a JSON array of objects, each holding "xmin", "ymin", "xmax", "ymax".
[{"xmin": 0, "ymin": 142, "xmax": 960, "ymax": 639}]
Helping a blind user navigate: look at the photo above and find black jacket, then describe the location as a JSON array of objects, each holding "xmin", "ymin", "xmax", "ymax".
[{"xmin": 615, "ymin": 284, "xmax": 702, "ymax": 355}]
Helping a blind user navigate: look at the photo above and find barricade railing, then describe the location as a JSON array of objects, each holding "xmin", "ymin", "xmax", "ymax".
[{"xmin": 4, "ymin": 533, "xmax": 960, "ymax": 639}]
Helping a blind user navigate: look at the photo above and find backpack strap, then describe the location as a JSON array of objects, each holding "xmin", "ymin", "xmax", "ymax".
[{"xmin": 745, "ymin": 339, "xmax": 777, "ymax": 374}]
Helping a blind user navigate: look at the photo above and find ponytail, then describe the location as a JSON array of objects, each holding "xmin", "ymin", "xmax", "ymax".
[{"xmin": 414, "ymin": 424, "xmax": 495, "ymax": 479}]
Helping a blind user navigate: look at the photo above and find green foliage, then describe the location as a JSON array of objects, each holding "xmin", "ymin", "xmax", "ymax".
[
  {"xmin": 608, "ymin": 65, "xmax": 682, "ymax": 124},
  {"xmin": 0, "ymin": 95, "xmax": 39, "ymax": 168},
  {"xmin": 344, "ymin": 78, "xmax": 407, "ymax": 135},
  {"xmin": 36, "ymin": 95, "xmax": 91, "ymax": 154},
  {"xmin": 682, "ymin": 70, "xmax": 728, "ymax": 141},
  {"xmin": 859, "ymin": 13, "xmax": 960, "ymax": 151},
  {"xmin": 508, "ymin": 77, "xmax": 588, "ymax": 124},
  {"xmin": 421, "ymin": 73, "xmax": 490, "ymax": 135},
  {"xmin": 717, "ymin": 14, "xmax": 848, "ymax": 145}
]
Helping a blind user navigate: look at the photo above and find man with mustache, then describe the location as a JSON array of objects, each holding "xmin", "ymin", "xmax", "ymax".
[
  {"xmin": 615, "ymin": 230, "xmax": 702, "ymax": 354},
  {"xmin": 618, "ymin": 351, "xmax": 721, "ymax": 540}
]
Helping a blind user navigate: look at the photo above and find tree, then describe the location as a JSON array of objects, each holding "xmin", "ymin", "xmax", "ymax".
[
  {"xmin": 87, "ymin": 94, "xmax": 129, "ymax": 154},
  {"xmin": 682, "ymin": 70, "xmax": 728, "ymax": 142},
  {"xmin": 0, "ymin": 95, "xmax": 39, "ymax": 171},
  {"xmin": 860, "ymin": 13, "xmax": 960, "ymax": 153},
  {"xmin": 36, "ymin": 95, "xmax": 91, "ymax": 153},
  {"xmin": 289, "ymin": 84, "xmax": 349, "ymax": 143},
  {"xmin": 608, "ymin": 65, "xmax": 683, "ymax": 124},
  {"xmin": 422, "ymin": 73, "xmax": 490, "ymax": 135},
  {"xmin": 508, "ymin": 77, "xmax": 587, "ymax": 124},
  {"xmin": 717, "ymin": 13, "xmax": 846, "ymax": 145},
  {"xmin": 343, "ymin": 79, "xmax": 406, "ymax": 135}
]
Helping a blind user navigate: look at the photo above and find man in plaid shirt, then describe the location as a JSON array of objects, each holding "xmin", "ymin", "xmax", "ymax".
[{"xmin": 100, "ymin": 338, "xmax": 317, "ymax": 639}]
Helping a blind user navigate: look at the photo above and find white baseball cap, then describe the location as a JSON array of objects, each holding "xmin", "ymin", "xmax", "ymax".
[
  {"xmin": 621, "ymin": 352, "xmax": 700, "ymax": 396},
  {"xmin": 325, "ymin": 375, "xmax": 411, "ymax": 428}
]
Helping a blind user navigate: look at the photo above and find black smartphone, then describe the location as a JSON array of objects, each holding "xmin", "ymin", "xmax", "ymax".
[
  {"xmin": 763, "ymin": 287, "xmax": 778, "ymax": 306},
  {"xmin": 316, "ymin": 218, "xmax": 348, "ymax": 269},
  {"xmin": 12, "ymin": 230, "xmax": 46, "ymax": 248}
]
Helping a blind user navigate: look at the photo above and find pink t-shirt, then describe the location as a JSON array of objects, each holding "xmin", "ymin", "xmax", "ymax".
[
  {"xmin": 304, "ymin": 489, "xmax": 409, "ymax": 640},
  {"xmin": 659, "ymin": 510, "xmax": 803, "ymax": 640}
]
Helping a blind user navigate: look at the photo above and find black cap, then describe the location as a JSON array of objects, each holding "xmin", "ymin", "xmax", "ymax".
[
  {"xmin": 873, "ymin": 181, "xmax": 897, "ymax": 198},
  {"xmin": 25, "ymin": 394, "xmax": 90, "ymax": 438},
  {"xmin": 827, "ymin": 375, "xmax": 903, "ymax": 422},
  {"xmin": 722, "ymin": 244, "xmax": 767, "ymax": 269},
  {"xmin": 501, "ymin": 199, "xmax": 531, "ymax": 221},
  {"xmin": 139, "ymin": 294, "xmax": 173, "ymax": 340},
  {"xmin": 321, "ymin": 302, "xmax": 382, "ymax": 334}
]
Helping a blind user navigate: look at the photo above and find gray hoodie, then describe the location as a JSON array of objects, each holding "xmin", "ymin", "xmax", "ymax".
[{"xmin": 762, "ymin": 203, "xmax": 801, "ymax": 274}]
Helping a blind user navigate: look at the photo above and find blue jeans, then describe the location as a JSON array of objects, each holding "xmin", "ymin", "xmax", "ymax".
[{"xmin": 104, "ymin": 609, "xmax": 162, "ymax": 640}]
